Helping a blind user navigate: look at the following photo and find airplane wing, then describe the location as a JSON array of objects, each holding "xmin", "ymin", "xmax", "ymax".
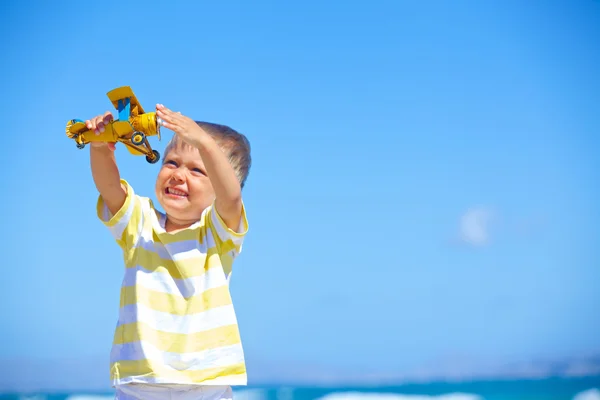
[
  {"xmin": 113, "ymin": 120, "xmax": 145, "ymax": 155},
  {"xmin": 107, "ymin": 86, "xmax": 146, "ymax": 119},
  {"xmin": 112, "ymin": 119, "xmax": 133, "ymax": 133}
]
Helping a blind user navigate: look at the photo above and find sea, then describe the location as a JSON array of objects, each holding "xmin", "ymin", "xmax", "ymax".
[{"xmin": 1, "ymin": 377, "xmax": 599, "ymax": 400}]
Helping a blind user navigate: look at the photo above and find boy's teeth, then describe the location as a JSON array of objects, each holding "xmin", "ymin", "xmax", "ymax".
[{"xmin": 168, "ymin": 188, "xmax": 187, "ymax": 196}]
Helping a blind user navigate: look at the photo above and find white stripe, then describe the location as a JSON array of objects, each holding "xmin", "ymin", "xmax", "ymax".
[
  {"xmin": 205, "ymin": 227, "xmax": 218, "ymax": 251},
  {"xmin": 103, "ymin": 195, "xmax": 136, "ymax": 241},
  {"xmin": 111, "ymin": 341, "xmax": 244, "ymax": 370},
  {"xmin": 135, "ymin": 228, "xmax": 218, "ymax": 260},
  {"xmin": 117, "ymin": 303, "xmax": 238, "ymax": 334},
  {"xmin": 114, "ymin": 373, "xmax": 246, "ymax": 386},
  {"xmin": 122, "ymin": 265, "xmax": 227, "ymax": 297},
  {"xmin": 102, "ymin": 203, "xmax": 110, "ymax": 222}
]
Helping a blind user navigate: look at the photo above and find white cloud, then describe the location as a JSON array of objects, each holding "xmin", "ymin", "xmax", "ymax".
[{"xmin": 458, "ymin": 207, "xmax": 494, "ymax": 246}]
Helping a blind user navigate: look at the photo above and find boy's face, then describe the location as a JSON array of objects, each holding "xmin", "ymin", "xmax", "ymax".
[{"xmin": 155, "ymin": 144, "xmax": 216, "ymax": 226}]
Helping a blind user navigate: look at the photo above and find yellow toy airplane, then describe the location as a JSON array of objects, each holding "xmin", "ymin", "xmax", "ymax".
[{"xmin": 66, "ymin": 86, "xmax": 162, "ymax": 164}]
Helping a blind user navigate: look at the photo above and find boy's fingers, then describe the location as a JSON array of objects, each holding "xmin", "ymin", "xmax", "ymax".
[
  {"xmin": 103, "ymin": 111, "xmax": 113, "ymax": 124},
  {"xmin": 162, "ymin": 109, "xmax": 185, "ymax": 123},
  {"xmin": 159, "ymin": 107, "xmax": 173, "ymax": 116},
  {"xmin": 161, "ymin": 120, "xmax": 180, "ymax": 132},
  {"xmin": 157, "ymin": 108, "xmax": 177, "ymax": 123},
  {"xmin": 93, "ymin": 116, "xmax": 104, "ymax": 134},
  {"xmin": 157, "ymin": 104, "xmax": 180, "ymax": 117},
  {"xmin": 160, "ymin": 120, "xmax": 175, "ymax": 131}
]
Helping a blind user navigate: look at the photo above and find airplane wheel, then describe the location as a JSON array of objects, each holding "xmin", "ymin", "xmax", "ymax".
[
  {"xmin": 131, "ymin": 132, "xmax": 145, "ymax": 145},
  {"xmin": 76, "ymin": 143, "xmax": 85, "ymax": 149},
  {"xmin": 146, "ymin": 150, "xmax": 160, "ymax": 164}
]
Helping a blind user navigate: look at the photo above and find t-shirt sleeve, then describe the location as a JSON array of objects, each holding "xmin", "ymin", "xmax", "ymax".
[
  {"xmin": 96, "ymin": 179, "xmax": 143, "ymax": 250},
  {"xmin": 206, "ymin": 201, "xmax": 249, "ymax": 260}
]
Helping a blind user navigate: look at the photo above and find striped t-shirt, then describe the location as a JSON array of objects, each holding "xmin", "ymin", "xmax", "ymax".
[{"xmin": 97, "ymin": 179, "xmax": 249, "ymax": 387}]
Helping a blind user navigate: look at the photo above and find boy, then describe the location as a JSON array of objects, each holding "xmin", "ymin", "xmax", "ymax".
[{"xmin": 85, "ymin": 103, "xmax": 251, "ymax": 399}]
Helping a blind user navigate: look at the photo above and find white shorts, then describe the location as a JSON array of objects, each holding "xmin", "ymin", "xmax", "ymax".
[{"xmin": 115, "ymin": 383, "xmax": 233, "ymax": 400}]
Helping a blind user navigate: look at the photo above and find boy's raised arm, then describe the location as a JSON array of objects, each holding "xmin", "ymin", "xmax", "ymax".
[
  {"xmin": 155, "ymin": 104, "xmax": 243, "ymax": 231},
  {"xmin": 88, "ymin": 112, "xmax": 127, "ymax": 216}
]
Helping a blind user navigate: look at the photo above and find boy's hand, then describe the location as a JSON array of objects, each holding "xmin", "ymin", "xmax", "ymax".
[
  {"xmin": 155, "ymin": 104, "xmax": 203, "ymax": 146},
  {"xmin": 86, "ymin": 111, "xmax": 116, "ymax": 151}
]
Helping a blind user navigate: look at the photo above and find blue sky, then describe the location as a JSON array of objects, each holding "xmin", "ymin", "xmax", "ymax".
[{"xmin": 0, "ymin": 0, "xmax": 599, "ymax": 389}]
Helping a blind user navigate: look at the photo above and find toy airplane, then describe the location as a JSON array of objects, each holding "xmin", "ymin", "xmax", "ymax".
[{"xmin": 66, "ymin": 86, "xmax": 162, "ymax": 164}]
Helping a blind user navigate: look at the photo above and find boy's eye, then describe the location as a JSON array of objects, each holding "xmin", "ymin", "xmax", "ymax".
[
  {"xmin": 192, "ymin": 168, "xmax": 206, "ymax": 175},
  {"xmin": 165, "ymin": 160, "xmax": 178, "ymax": 167}
]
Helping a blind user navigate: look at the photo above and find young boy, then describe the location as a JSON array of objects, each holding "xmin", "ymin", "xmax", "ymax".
[{"xmin": 85, "ymin": 103, "xmax": 251, "ymax": 400}]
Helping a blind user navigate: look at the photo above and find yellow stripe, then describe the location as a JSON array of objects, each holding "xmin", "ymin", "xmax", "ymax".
[
  {"xmin": 153, "ymin": 222, "xmax": 205, "ymax": 244},
  {"xmin": 149, "ymin": 207, "xmax": 243, "ymax": 251},
  {"xmin": 113, "ymin": 322, "xmax": 241, "ymax": 353},
  {"xmin": 217, "ymin": 238, "xmax": 238, "ymax": 256},
  {"xmin": 111, "ymin": 360, "xmax": 246, "ymax": 382},
  {"xmin": 161, "ymin": 228, "xmax": 203, "ymax": 244},
  {"xmin": 130, "ymin": 233, "xmax": 239, "ymax": 267},
  {"xmin": 128, "ymin": 246, "xmax": 226, "ymax": 279},
  {"xmin": 121, "ymin": 284, "xmax": 232, "ymax": 314},
  {"xmin": 221, "ymin": 253, "xmax": 233, "ymax": 279}
]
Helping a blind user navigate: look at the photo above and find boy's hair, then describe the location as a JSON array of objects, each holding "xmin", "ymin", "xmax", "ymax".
[{"xmin": 163, "ymin": 122, "xmax": 252, "ymax": 188}]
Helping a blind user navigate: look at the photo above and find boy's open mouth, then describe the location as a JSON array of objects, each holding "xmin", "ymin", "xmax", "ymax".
[{"xmin": 165, "ymin": 187, "xmax": 188, "ymax": 197}]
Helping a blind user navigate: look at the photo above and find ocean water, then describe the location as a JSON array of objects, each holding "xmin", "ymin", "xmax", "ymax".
[{"xmin": 1, "ymin": 377, "xmax": 599, "ymax": 400}]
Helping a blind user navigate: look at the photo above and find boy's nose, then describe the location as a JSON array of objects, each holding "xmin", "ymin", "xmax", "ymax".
[{"xmin": 170, "ymin": 169, "xmax": 185, "ymax": 182}]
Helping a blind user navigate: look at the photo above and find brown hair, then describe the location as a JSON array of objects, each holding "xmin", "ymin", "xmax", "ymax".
[{"xmin": 163, "ymin": 122, "xmax": 252, "ymax": 188}]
